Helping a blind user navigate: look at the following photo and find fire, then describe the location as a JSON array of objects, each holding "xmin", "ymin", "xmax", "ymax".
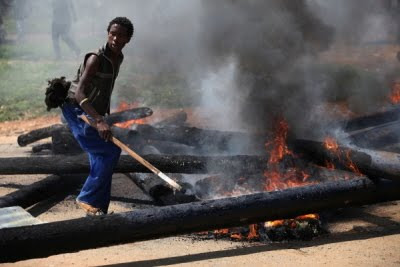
[
  {"xmin": 263, "ymin": 118, "xmax": 312, "ymax": 191},
  {"xmin": 262, "ymin": 118, "xmax": 319, "ymax": 233},
  {"xmin": 230, "ymin": 233, "xmax": 243, "ymax": 240},
  {"xmin": 247, "ymin": 224, "xmax": 259, "ymax": 239},
  {"xmin": 325, "ymin": 160, "xmax": 335, "ymax": 170},
  {"xmin": 345, "ymin": 150, "xmax": 362, "ymax": 176},
  {"xmin": 389, "ymin": 82, "xmax": 400, "ymax": 104},
  {"xmin": 265, "ymin": 119, "xmax": 293, "ymax": 163},
  {"xmin": 213, "ymin": 224, "xmax": 259, "ymax": 240},
  {"xmin": 113, "ymin": 101, "xmax": 148, "ymax": 128},
  {"xmin": 296, "ymin": 214, "xmax": 319, "ymax": 220},
  {"xmin": 214, "ymin": 229, "xmax": 229, "ymax": 235},
  {"xmin": 323, "ymin": 137, "xmax": 339, "ymax": 152},
  {"xmin": 210, "ymin": 119, "xmax": 328, "ymax": 241},
  {"xmin": 323, "ymin": 136, "xmax": 363, "ymax": 176},
  {"xmin": 266, "ymin": 214, "xmax": 319, "ymax": 228},
  {"xmin": 265, "ymin": 219, "xmax": 285, "ymax": 228}
]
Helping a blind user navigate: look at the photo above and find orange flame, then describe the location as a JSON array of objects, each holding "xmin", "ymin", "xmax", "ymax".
[
  {"xmin": 263, "ymin": 119, "xmax": 312, "ymax": 191},
  {"xmin": 324, "ymin": 137, "xmax": 339, "ymax": 152},
  {"xmin": 323, "ymin": 136, "xmax": 362, "ymax": 176},
  {"xmin": 266, "ymin": 214, "xmax": 319, "ymax": 228},
  {"xmin": 265, "ymin": 119, "xmax": 293, "ymax": 163},
  {"xmin": 345, "ymin": 150, "xmax": 362, "ymax": 176},
  {"xmin": 296, "ymin": 214, "xmax": 319, "ymax": 220},
  {"xmin": 214, "ymin": 229, "xmax": 229, "ymax": 235},
  {"xmin": 389, "ymin": 82, "xmax": 400, "ymax": 104},
  {"xmin": 230, "ymin": 233, "xmax": 243, "ymax": 240},
  {"xmin": 325, "ymin": 160, "xmax": 335, "ymax": 170},
  {"xmin": 247, "ymin": 224, "xmax": 259, "ymax": 240},
  {"xmin": 114, "ymin": 101, "xmax": 148, "ymax": 128},
  {"xmin": 265, "ymin": 219, "xmax": 285, "ymax": 228}
]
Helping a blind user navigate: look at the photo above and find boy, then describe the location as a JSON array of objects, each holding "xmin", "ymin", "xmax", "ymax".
[{"xmin": 62, "ymin": 17, "xmax": 134, "ymax": 215}]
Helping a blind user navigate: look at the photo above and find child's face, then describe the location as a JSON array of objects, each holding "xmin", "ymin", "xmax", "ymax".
[{"xmin": 107, "ymin": 24, "xmax": 130, "ymax": 54}]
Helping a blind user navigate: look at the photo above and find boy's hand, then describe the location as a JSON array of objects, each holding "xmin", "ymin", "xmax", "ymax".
[{"xmin": 96, "ymin": 119, "xmax": 112, "ymax": 141}]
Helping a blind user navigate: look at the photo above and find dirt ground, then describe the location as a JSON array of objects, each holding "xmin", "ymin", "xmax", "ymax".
[{"xmin": 0, "ymin": 114, "xmax": 399, "ymax": 267}]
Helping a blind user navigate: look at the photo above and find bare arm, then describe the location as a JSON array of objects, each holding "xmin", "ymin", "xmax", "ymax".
[{"xmin": 75, "ymin": 54, "xmax": 112, "ymax": 141}]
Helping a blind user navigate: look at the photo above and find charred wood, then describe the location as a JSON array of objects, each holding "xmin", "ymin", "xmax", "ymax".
[
  {"xmin": 17, "ymin": 107, "xmax": 153, "ymax": 147},
  {"xmin": 17, "ymin": 124, "xmax": 64, "ymax": 147},
  {"xmin": 194, "ymin": 168, "xmax": 364, "ymax": 200},
  {"xmin": 0, "ymin": 154, "xmax": 267, "ymax": 175},
  {"xmin": 111, "ymin": 127, "xmax": 198, "ymax": 155},
  {"xmin": 347, "ymin": 121, "xmax": 400, "ymax": 150},
  {"xmin": 194, "ymin": 174, "xmax": 261, "ymax": 200},
  {"xmin": 290, "ymin": 139, "xmax": 400, "ymax": 182},
  {"xmin": 125, "ymin": 173, "xmax": 198, "ymax": 205},
  {"xmin": 153, "ymin": 111, "xmax": 188, "ymax": 127},
  {"xmin": 110, "ymin": 126, "xmax": 147, "ymax": 152},
  {"xmin": 135, "ymin": 124, "xmax": 266, "ymax": 154},
  {"xmin": 343, "ymin": 106, "xmax": 400, "ymax": 132},
  {"xmin": 104, "ymin": 107, "xmax": 153, "ymax": 125},
  {"xmin": 143, "ymin": 140, "xmax": 197, "ymax": 155},
  {"xmin": 51, "ymin": 128, "xmax": 82, "ymax": 154},
  {"xmin": 1, "ymin": 177, "xmax": 399, "ymax": 262},
  {"xmin": 0, "ymin": 174, "xmax": 84, "ymax": 208},
  {"xmin": 31, "ymin": 143, "xmax": 52, "ymax": 153}
]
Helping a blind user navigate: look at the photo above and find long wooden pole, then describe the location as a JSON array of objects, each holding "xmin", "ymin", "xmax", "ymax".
[
  {"xmin": 80, "ymin": 115, "xmax": 182, "ymax": 191},
  {"xmin": 1, "ymin": 177, "xmax": 399, "ymax": 262},
  {"xmin": 0, "ymin": 154, "xmax": 268, "ymax": 175}
]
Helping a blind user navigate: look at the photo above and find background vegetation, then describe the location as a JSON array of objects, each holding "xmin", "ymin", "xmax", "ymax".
[{"xmin": 0, "ymin": 4, "xmax": 192, "ymax": 122}]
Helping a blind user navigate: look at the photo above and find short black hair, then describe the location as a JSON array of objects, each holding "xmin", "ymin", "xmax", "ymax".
[{"xmin": 107, "ymin": 17, "xmax": 134, "ymax": 40}]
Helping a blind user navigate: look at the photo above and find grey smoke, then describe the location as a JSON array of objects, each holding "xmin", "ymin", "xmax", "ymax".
[{"xmin": 6, "ymin": 0, "xmax": 398, "ymax": 139}]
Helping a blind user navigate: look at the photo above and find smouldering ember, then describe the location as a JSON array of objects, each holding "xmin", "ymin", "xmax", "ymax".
[
  {"xmin": 266, "ymin": 214, "xmax": 320, "ymax": 228},
  {"xmin": 210, "ymin": 224, "xmax": 259, "ymax": 241},
  {"xmin": 389, "ymin": 82, "xmax": 400, "ymax": 104}
]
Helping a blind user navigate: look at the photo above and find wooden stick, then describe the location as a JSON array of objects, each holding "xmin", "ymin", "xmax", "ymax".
[{"xmin": 80, "ymin": 115, "xmax": 182, "ymax": 191}]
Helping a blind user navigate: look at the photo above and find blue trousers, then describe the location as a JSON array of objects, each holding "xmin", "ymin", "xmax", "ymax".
[{"xmin": 62, "ymin": 102, "xmax": 121, "ymax": 213}]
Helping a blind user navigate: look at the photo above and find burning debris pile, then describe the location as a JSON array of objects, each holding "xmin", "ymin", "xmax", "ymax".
[
  {"xmin": 3, "ymin": 0, "xmax": 400, "ymax": 262},
  {"xmin": 197, "ymin": 214, "xmax": 324, "ymax": 242}
]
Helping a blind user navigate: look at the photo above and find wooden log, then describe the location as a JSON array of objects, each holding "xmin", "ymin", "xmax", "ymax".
[
  {"xmin": 153, "ymin": 111, "xmax": 187, "ymax": 127},
  {"xmin": 290, "ymin": 139, "xmax": 400, "ymax": 182},
  {"xmin": 143, "ymin": 140, "xmax": 197, "ymax": 155},
  {"xmin": 51, "ymin": 128, "xmax": 82, "ymax": 154},
  {"xmin": 135, "ymin": 124, "xmax": 267, "ymax": 154},
  {"xmin": 105, "ymin": 107, "xmax": 153, "ymax": 125},
  {"xmin": 17, "ymin": 107, "xmax": 153, "ymax": 147},
  {"xmin": 111, "ymin": 127, "xmax": 198, "ymax": 155},
  {"xmin": 31, "ymin": 143, "xmax": 52, "ymax": 153},
  {"xmin": 125, "ymin": 173, "xmax": 198, "ymax": 205},
  {"xmin": 343, "ymin": 106, "xmax": 400, "ymax": 132},
  {"xmin": 50, "ymin": 126, "xmax": 146, "ymax": 155},
  {"xmin": 347, "ymin": 121, "xmax": 400, "ymax": 149},
  {"xmin": 0, "ymin": 154, "xmax": 267, "ymax": 175},
  {"xmin": 17, "ymin": 124, "xmax": 64, "ymax": 147},
  {"xmin": 193, "ymin": 168, "xmax": 363, "ymax": 200},
  {"xmin": 0, "ymin": 174, "xmax": 84, "ymax": 209},
  {"xmin": 1, "ymin": 177, "xmax": 399, "ymax": 262}
]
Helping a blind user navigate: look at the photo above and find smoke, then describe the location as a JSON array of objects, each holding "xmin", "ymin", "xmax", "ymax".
[
  {"xmin": 5, "ymin": 0, "xmax": 399, "ymax": 139},
  {"xmin": 190, "ymin": 0, "xmax": 397, "ymax": 138}
]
